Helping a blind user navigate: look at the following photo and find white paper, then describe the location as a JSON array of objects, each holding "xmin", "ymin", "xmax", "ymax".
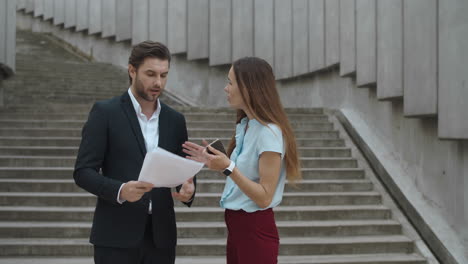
[{"xmin": 138, "ymin": 147, "xmax": 204, "ymax": 188}]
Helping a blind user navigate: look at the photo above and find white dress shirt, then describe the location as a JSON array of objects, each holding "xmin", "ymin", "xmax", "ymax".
[{"xmin": 117, "ymin": 88, "xmax": 161, "ymax": 214}]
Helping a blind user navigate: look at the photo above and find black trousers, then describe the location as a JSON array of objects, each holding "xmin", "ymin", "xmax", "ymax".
[{"xmin": 94, "ymin": 215, "xmax": 176, "ymax": 264}]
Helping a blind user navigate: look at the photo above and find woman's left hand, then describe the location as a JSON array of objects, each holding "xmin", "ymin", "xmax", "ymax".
[{"xmin": 204, "ymin": 145, "xmax": 231, "ymax": 171}]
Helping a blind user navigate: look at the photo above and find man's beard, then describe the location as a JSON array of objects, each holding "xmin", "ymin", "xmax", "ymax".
[{"xmin": 135, "ymin": 75, "xmax": 162, "ymax": 102}]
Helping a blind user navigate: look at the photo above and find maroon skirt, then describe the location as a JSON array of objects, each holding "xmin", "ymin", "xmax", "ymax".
[{"xmin": 224, "ymin": 208, "xmax": 279, "ymax": 264}]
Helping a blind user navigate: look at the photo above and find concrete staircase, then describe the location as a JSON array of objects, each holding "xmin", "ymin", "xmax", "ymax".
[{"xmin": 0, "ymin": 30, "xmax": 431, "ymax": 263}]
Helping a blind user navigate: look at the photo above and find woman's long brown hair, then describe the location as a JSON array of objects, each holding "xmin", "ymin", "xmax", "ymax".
[{"xmin": 226, "ymin": 57, "xmax": 302, "ymax": 183}]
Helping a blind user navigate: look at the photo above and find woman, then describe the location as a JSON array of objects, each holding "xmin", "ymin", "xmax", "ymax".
[{"xmin": 183, "ymin": 57, "xmax": 301, "ymax": 264}]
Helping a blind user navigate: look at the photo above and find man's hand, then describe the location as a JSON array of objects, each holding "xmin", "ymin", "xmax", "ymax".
[
  {"xmin": 172, "ymin": 178, "xmax": 195, "ymax": 203},
  {"xmin": 120, "ymin": 181, "xmax": 154, "ymax": 202}
]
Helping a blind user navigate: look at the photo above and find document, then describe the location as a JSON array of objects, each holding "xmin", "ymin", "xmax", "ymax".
[{"xmin": 138, "ymin": 147, "xmax": 204, "ymax": 188}]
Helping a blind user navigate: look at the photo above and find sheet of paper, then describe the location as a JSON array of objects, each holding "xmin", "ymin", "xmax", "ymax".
[{"xmin": 138, "ymin": 147, "xmax": 204, "ymax": 188}]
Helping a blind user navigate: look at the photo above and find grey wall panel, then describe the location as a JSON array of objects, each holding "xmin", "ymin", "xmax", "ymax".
[
  {"xmin": 0, "ymin": 0, "xmax": 16, "ymax": 71},
  {"xmin": 325, "ymin": 0, "xmax": 340, "ymax": 67},
  {"xmin": 187, "ymin": 0, "xmax": 209, "ymax": 60},
  {"xmin": 209, "ymin": 0, "xmax": 231, "ymax": 66},
  {"xmin": 101, "ymin": 0, "xmax": 116, "ymax": 38},
  {"xmin": 6, "ymin": 0, "xmax": 15, "ymax": 71},
  {"xmin": 356, "ymin": 0, "xmax": 376, "ymax": 87},
  {"xmin": 438, "ymin": 0, "xmax": 468, "ymax": 139},
  {"xmin": 149, "ymin": 0, "xmax": 167, "ymax": 44},
  {"xmin": 132, "ymin": 0, "xmax": 149, "ymax": 44},
  {"xmin": 168, "ymin": 0, "xmax": 187, "ymax": 54},
  {"xmin": 232, "ymin": 0, "xmax": 254, "ymax": 61},
  {"xmin": 293, "ymin": 0, "xmax": 309, "ymax": 76},
  {"xmin": 115, "ymin": 0, "xmax": 132, "ymax": 42},
  {"xmin": 34, "ymin": 0, "xmax": 44, "ymax": 17},
  {"xmin": 274, "ymin": 0, "xmax": 293, "ymax": 79},
  {"xmin": 254, "ymin": 0, "xmax": 274, "ymax": 68},
  {"xmin": 53, "ymin": 0, "xmax": 65, "ymax": 25},
  {"xmin": 76, "ymin": 0, "xmax": 89, "ymax": 32},
  {"xmin": 403, "ymin": 0, "xmax": 437, "ymax": 116},
  {"xmin": 377, "ymin": 0, "xmax": 403, "ymax": 99},
  {"xmin": 309, "ymin": 0, "xmax": 325, "ymax": 72},
  {"xmin": 339, "ymin": 0, "xmax": 355, "ymax": 76},
  {"xmin": 88, "ymin": 0, "xmax": 102, "ymax": 35},
  {"xmin": 43, "ymin": 0, "xmax": 54, "ymax": 20},
  {"xmin": 0, "ymin": 1, "xmax": 7, "ymax": 68},
  {"xmin": 25, "ymin": 0, "xmax": 34, "ymax": 14},
  {"xmin": 64, "ymin": 0, "xmax": 76, "ymax": 29},
  {"xmin": 17, "ymin": 0, "xmax": 27, "ymax": 10}
]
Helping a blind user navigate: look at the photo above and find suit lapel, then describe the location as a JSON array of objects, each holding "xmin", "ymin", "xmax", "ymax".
[
  {"xmin": 120, "ymin": 92, "xmax": 147, "ymax": 156},
  {"xmin": 158, "ymin": 103, "xmax": 170, "ymax": 151}
]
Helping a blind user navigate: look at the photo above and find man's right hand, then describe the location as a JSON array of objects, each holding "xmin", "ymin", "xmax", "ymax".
[{"xmin": 120, "ymin": 181, "xmax": 154, "ymax": 202}]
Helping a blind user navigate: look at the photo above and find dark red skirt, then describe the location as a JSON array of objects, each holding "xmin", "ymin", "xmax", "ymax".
[{"xmin": 224, "ymin": 208, "xmax": 279, "ymax": 264}]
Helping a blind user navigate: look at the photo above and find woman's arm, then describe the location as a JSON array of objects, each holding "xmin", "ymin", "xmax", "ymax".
[{"xmin": 228, "ymin": 151, "xmax": 281, "ymax": 208}]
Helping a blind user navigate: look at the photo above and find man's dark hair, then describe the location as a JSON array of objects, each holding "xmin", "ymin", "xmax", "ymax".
[{"xmin": 128, "ymin": 41, "xmax": 171, "ymax": 84}]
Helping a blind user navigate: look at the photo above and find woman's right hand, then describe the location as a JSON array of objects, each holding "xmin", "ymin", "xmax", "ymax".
[
  {"xmin": 182, "ymin": 140, "xmax": 209, "ymax": 164},
  {"xmin": 183, "ymin": 141, "xmax": 231, "ymax": 172}
]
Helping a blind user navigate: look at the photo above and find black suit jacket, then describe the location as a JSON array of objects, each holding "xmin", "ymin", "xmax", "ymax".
[{"xmin": 74, "ymin": 91, "xmax": 194, "ymax": 249}]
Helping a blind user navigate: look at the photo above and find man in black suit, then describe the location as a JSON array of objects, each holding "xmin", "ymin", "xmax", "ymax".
[{"xmin": 74, "ymin": 41, "xmax": 195, "ymax": 264}]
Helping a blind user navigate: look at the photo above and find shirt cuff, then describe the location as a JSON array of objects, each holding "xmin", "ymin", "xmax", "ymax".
[{"xmin": 117, "ymin": 183, "xmax": 126, "ymax": 204}]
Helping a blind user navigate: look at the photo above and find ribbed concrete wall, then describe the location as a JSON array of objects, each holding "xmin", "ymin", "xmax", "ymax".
[{"xmin": 13, "ymin": 0, "xmax": 468, "ymax": 137}]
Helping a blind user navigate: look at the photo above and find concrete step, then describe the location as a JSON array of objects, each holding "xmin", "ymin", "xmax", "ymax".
[
  {"xmin": 0, "ymin": 128, "xmax": 341, "ymax": 139},
  {"xmin": 0, "ymin": 137, "xmax": 81, "ymax": 147},
  {"xmin": 0, "ymin": 205, "xmax": 391, "ymax": 222},
  {"xmin": 0, "ymin": 146, "xmax": 351, "ymax": 158},
  {"xmin": 189, "ymin": 129, "xmax": 339, "ymax": 139},
  {"xmin": 0, "ymin": 192, "xmax": 381, "ymax": 207},
  {"xmin": 0, "ymin": 253, "xmax": 428, "ymax": 264},
  {"xmin": 5, "ymin": 95, "xmax": 114, "ymax": 104},
  {"xmin": 0, "ymin": 119, "xmax": 335, "ymax": 130},
  {"xmin": 189, "ymin": 137, "xmax": 346, "ymax": 148},
  {"xmin": 0, "ymin": 113, "xmax": 330, "ymax": 122},
  {"xmin": 0, "ymin": 167, "xmax": 365, "ymax": 180},
  {"xmin": 0, "ymin": 179, "xmax": 373, "ymax": 193},
  {"xmin": 0, "ymin": 236, "xmax": 414, "ymax": 256},
  {"xmin": 0, "ymin": 136, "xmax": 345, "ymax": 148},
  {"xmin": 0, "ymin": 105, "xmax": 323, "ymax": 115},
  {"xmin": 6, "ymin": 86, "xmax": 124, "ymax": 96},
  {"xmin": 0, "ymin": 146, "xmax": 78, "ymax": 156},
  {"xmin": 0, "ymin": 220, "xmax": 402, "ymax": 239},
  {"xmin": 0, "ymin": 156, "xmax": 357, "ymax": 168},
  {"xmin": 0, "ymin": 156, "xmax": 76, "ymax": 167},
  {"xmin": 0, "ymin": 104, "xmax": 92, "ymax": 112}
]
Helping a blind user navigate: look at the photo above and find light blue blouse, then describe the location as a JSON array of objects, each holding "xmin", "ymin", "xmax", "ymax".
[{"xmin": 220, "ymin": 117, "xmax": 286, "ymax": 213}]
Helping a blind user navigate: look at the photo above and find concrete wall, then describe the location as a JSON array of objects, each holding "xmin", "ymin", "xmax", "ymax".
[{"xmin": 14, "ymin": 1, "xmax": 468, "ymax": 261}]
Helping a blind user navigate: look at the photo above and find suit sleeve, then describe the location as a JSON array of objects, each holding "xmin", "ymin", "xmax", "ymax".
[
  {"xmin": 176, "ymin": 115, "xmax": 196, "ymax": 207},
  {"xmin": 73, "ymin": 102, "xmax": 122, "ymax": 204}
]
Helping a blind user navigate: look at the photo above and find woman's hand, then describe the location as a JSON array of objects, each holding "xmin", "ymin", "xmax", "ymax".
[
  {"xmin": 182, "ymin": 140, "xmax": 208, "ymax": 164},
  {"xmin": 204, "ymin": 145, "xmax": 231, "ymax": 171},
  {"xmin": 183, "ymin": 141, "xmax": 231, "ymax": 171}
]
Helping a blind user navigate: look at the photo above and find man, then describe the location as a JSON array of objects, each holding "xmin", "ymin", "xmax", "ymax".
[{"xmin": 74, "ymin": 41, "xmax": 195, "ymax": 264}]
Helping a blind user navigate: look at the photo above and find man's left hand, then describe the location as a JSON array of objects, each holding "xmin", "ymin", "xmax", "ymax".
[{"xmin": 172, "ymin": 178, "xmax": 195, "ymax": 203}]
